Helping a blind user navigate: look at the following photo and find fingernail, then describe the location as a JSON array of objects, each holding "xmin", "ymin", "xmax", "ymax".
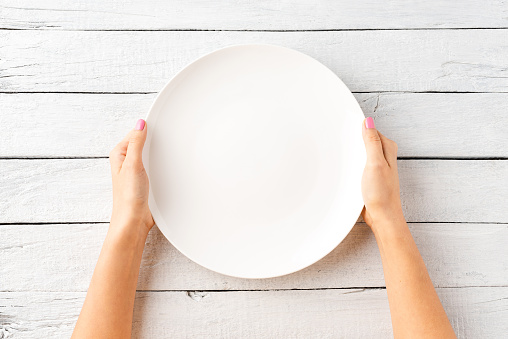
[
  {"xmin": 135, "ymin": 119, "xmax": 145, "ymax": 131},
  {"xmin": 365, "ymin": 117, "xmax": 375, "ymax": 129}
]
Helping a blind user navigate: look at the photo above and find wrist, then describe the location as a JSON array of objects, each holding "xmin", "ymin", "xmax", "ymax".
[
  {"xmin": 369, "ymin": 209, "xmax": 407, "ymax": 237},
  {"xmin": 108, "ymin": 215, "xmax": 150, "ymax": 250},
  {"xmin": 106, "ymin": 224, "xmax": 148, "ymax": 253},
  {"xmin": 111, "ymin": 205, "xmax": 153, "ymax": 230}
]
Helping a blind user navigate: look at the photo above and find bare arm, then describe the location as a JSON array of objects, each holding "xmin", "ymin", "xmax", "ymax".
[
  {"xmin": 361, "ymin": 117, "xmax": 456, "ymax": 339},
  {"xmin": 72, "ymin": 119, "xmax": 154, "ymax": 339}
]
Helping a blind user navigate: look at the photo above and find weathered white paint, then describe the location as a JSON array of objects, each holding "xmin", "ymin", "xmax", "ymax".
[
  {"xmin": 2, "ymin": 30, "xmax": 508, "ymax": 93},
  {"xmin": 362, "ymin": 93, "xmax": 508, "ymax": 158},
  {"xmin": 0, "ymin": 159, "xmax": 112, "ymax": 223},
  {"xmin": 1, "ymin": 288, "xmax": 506, "ymax": 338},
  {"xmin": 1, "ymin": 0, "xmax": 507, "ymax": 30},
  {"xmin": 132, "ymin": 288, "xmax": 508, "ymax": 339},
  {"xmin": 1, "ymin": 3, "xmax": 506, "ymax": 337},
  {"xmin": 1, "ymin": 159, "xmax": 507, "ymax": 223},
  {"xmin": 0, "ymin": 223, "xmax": 506, "ymax": 292},
  {"xmin": 0, "ymin": 93, "xmax": 153, "ymax": 158},
  {"xmin": 1, "ymin": 93, "xmax": 507, "ymax": 158}
]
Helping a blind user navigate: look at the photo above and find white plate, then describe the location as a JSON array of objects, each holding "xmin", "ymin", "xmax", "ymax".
[{"xmin": 143, "ymin": 44, "xmax": 366, "ymax": 279}]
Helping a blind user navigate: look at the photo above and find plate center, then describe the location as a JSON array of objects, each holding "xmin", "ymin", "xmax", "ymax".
[{"xmin": 194, "ymin": 99, "xmax": 320, "ymax": 225}]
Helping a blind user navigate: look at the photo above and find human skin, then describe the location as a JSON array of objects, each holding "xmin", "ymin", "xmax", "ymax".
[
  {"xmin": 72, "ymin": 119, "xmax": 154, "ymax": 339},
  {"xmin": 362, "ymin": 117, "xmax": 456, "ymax": 339},
  {"xmin": 72, "ymin": 117, "xmax": 456, "ymax": 338}
]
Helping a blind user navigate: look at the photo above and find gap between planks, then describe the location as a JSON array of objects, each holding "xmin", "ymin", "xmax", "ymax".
[
  {"xmin": 1, "ymin": 221, "xmax": 507, "ymax": 226},
  {"xmin": 0, "ymin": 287, "xmax": 505, "ymax": 294},
  {"xmin": 0, "ymin": 157, "xmax": 507, "ymax": 160},
  {"xmin": 1, "ymin": 286, "xmax": 506, "ymax": 293},
  {"xmin": 139, "ymin": 285, "xmax": 508, "ymax": 293},
  {"xmin": 2, "ymin": 27, "xmax": 508, "ymax": 32},
  {"xmin": 2, "ymin": 91, "xmax": 508, "ymax": 94}
]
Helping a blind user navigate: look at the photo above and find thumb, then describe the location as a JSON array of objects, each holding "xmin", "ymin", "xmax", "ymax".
[
  {"xmin": 125, "ymin": 119, "xmax": 147, "ymax": 165},
  {"xmin": 362, "ymin": 117, "xmax": 385, "ymax": 165}
]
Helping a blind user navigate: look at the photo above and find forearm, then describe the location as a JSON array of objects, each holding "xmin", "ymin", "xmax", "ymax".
[
  {"xmin": 72, "ymin": 222, "xmax": 148, "ymax": 339},
  {"xmin": 373, "ymin": 217, "xmax": 456, "ymax": 339}
]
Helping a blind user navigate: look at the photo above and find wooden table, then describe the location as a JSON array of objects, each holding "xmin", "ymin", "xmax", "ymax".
[{"xmin": 1, "ymin": 1, "xmax": 507, "ymax": 338}]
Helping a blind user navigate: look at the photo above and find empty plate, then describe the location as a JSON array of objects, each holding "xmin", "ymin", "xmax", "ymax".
[{"xmin": 143, "ymin": 44, "xmax": 366, "ymax": 279}]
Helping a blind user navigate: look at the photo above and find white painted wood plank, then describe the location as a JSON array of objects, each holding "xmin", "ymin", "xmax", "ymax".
[
  {"xmin": 1, "ymin": 159, "xmax": 506, "ymax": 223},
  {"xmin": 133, "ymin": 288, "xmax": 508, "ymax": 339},
  {"xmin": 1, "ymin": 288, "xmax": 506, "ymax": 338},
  {"xmin": 1, "ymin": 30, "xmax": 508, "ymax": 93},
  {"xmin": 361, "ymin": 93, "xmax": 508, "ymax": 158},
  {"xmin": 0, "ymin": 159, "xmax": 112, "ymax": 223},
  {"xmin": 0, "ymin": 223, "xmax": 506, "ymax": 292},
  {"xmin": 1, "ymin": 0, "xmax": 507, "ymax": 30},
  {"xmin": 0, "ymin": 93, "xmax": 153, "ymax": 158},
  {"xmin": 396, "ymin": 160, "xmax": 508, "ymax": 222},
  {"xmin": 2, "ymin": 93, "xmax": 507, "ymax": 158}
]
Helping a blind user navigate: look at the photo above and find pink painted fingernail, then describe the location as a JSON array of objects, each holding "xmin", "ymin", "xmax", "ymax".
[
  {"xmin": 135, "ymin": 119, "xmax": 145, "ymax": 130},
  {"xmin": 365, "ymin": 117, "xmax": 375, "ymax": 129}
]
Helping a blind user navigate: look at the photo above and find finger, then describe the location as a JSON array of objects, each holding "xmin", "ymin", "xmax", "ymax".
[
  {"xmin": 125, "ymin": 119, "xmax": 148, "ymax": 166},
  {"xmin": 109, "ymin": 135, "xmax": 130, "ymax": 174},
  {"xmin": 362, "ymin": 117, "xmax": 386, "ymax": 165},
  {"xmin": 378, "ymin": 132, "xmax": 398, "ymax": 168}
]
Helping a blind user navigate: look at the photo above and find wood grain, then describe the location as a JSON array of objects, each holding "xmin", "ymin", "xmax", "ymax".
[
  {"xmin": 0, "ymin": 223, "xmax": 506, "ymax": 292},
  {"xmin": 2, "ymin": 30, "xmax": 508, "ymax": 93},
  {"xmin": 1, "ymin": 93, "xmax": 507, "ymax": 158},
  {"xmin": 1, "ymin": 159, "xmax": 507, "ymax": 223},
  {"xmin": 0, "ymin": 159, "xmax": 112, "ymax": 223},
  {"xmin": 1, "ymin": 288, "xmax": 506, "ymax": 338},
  {"xmin": 1, "ymin": 2, "xmax": 506, "ymax": 338},
  {"xmin": 1, "ymin": 0, "xmax": 507, "ymax": 30}
]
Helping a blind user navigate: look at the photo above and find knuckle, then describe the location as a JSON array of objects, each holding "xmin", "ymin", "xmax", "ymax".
[
  {"xmin": 367, "ymin": 134, "xmax": 381, "ymax": 143},
  {"xmin": 129, "ymin": 133, "xmax": 143, "ymax": 145}
]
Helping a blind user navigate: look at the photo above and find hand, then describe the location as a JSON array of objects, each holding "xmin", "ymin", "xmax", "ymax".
[
  {"xmin": 109, "ymin": 119, "xmax": 154, "ymax": 238},
  {"xmin": 72, "ymin": 119, "xmax": 154, "ymax": 339},
  {"xmin": 361, "ymin": 117, "xmax": 405, "ymax": 231}
]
